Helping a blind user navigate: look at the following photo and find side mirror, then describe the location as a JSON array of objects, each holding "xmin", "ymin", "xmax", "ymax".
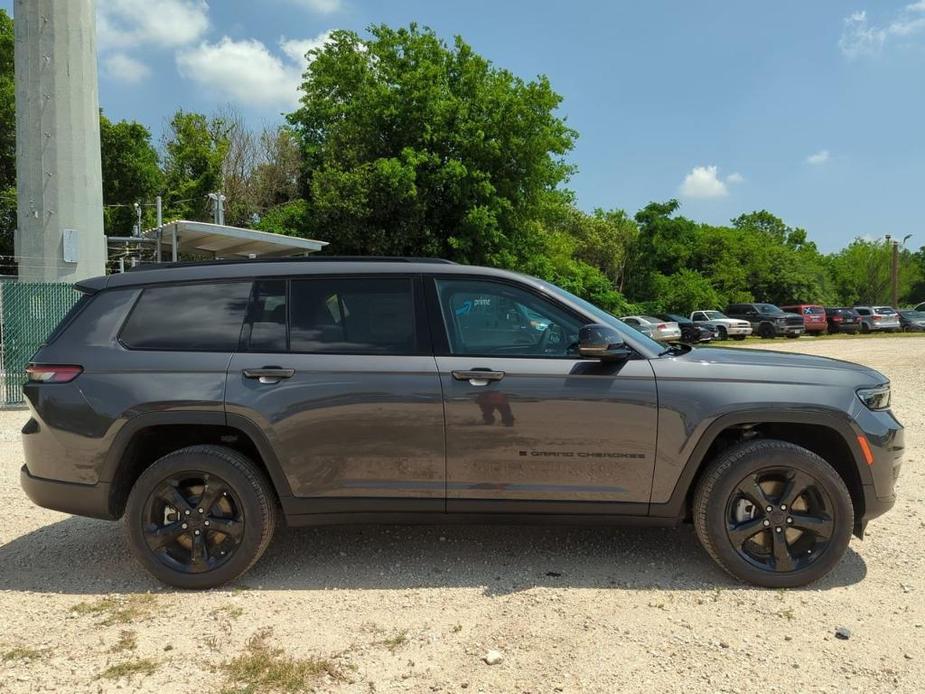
[{"xmin": 578, "ymin": 324, "xmax": 632, "ymax": 361}]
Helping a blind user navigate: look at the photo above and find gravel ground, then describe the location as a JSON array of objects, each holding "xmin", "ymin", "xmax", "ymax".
[{"xmin": 0, "ymin": 336, "xmax": 923, "ymax": 693}]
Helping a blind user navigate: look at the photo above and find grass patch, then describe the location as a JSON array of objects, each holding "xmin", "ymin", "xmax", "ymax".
[
  {"xmin": 375, "ymin": 629, "xmax": 409, "ymax": 652},
  {"xmin": 2, "ymin": 646, "xmax": 47, "ymax": 662},
  {"xmin": 212, "ymin": 604, "xmax": 244, "ymax": 620},
  {"xmin": 72, "ymin": 595, "xmax": 156, "ymax": 626},
  {"xmin": 99, "ymin": 658, "xmax": 159, "ymax": 680},
  {"xmin": 714, "ymin": 331, "xmax": 925, "ymax": 347},
  {"xmin": 110, "ymin": 630, "xmax": 137, "ymax": 653},
  {"xmin": 222, "ymin": 628, "xmax": 345, "ymax": 693}
]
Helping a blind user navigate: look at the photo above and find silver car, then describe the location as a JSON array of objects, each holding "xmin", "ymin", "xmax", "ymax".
[
  {"xmin": 621, "ymin": 315, "xmax": 682, "ymax": 341},
  {"xmin": 854, "ymin": 306, "xmax": 901, "ymax": 333}
]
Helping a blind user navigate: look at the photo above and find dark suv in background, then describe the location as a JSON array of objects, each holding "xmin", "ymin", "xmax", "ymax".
[
  {"xmin": 825, "ymin": 307, "xmax": 861, "ymax": 334},
  {"xmin": 20, "ymin": 259, "xmax": 902, "ymax": 589},
  {"xmin": 726, "ymin": 303, "xmax": 805, "ymax": 339}
]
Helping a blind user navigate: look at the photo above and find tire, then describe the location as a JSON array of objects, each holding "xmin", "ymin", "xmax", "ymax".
[
  {"xmin": 692, "ymin": 439, "xmax": 854, "ymax": 588},
  {"xmin": 124, "ymin": 445, "xmax": 276, "ymax": 589},
  {"xmin": 716, "ymin": 326, "xmax": 728, "ymax": 341},
  {"xmin": 758, "ymin": 323, "xmax": 776, "ymax": 339},
  {"xmin": 860, "ymin": 322, "xmax": 870, "ymax": 334}
]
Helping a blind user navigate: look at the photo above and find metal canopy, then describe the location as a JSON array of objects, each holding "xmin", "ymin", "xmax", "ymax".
[{"xmin": 144, "ymin": 220, "xmax": 328, "ymax": 261}]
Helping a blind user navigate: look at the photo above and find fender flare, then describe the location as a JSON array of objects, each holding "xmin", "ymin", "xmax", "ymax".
[{"xmin": 649, "ymin": 407, "xmax": 872, "ymax": 519}]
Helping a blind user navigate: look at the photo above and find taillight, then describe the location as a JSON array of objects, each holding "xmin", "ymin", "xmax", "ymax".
[
  {"xmin": 657, "ymin": 323, "xmax": 667, "ymax": 330},
  {"xmin": 873, "ymin": 315, "xmax": 881, "ymax": 321},
  {"xmin": 25, "ymin": 364, "xmax": 83, "ymax": 383}
]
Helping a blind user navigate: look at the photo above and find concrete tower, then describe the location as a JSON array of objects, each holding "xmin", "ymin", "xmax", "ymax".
[{"xmin": 14, "ymin": 0, "xmax": 105, "ymax": 282}]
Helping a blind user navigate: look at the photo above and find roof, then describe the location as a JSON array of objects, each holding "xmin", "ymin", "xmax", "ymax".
[
  {"xmin": 144, "ymin": 220, "xmax": 328, "ymax": 259},
  {"xmin": 77, "ymin": 259, "xmax": 525, "ymax": 292}
]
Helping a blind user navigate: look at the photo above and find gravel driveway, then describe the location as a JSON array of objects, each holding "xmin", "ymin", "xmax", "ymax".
[{"xmin": 1, "ymin": 337, "xmax": 923, "ymax": 693}]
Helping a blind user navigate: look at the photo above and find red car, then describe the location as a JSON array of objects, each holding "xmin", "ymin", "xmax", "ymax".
[{"xmin": 781, "ymin": 304, "xmax": 828, "ymax": 334}]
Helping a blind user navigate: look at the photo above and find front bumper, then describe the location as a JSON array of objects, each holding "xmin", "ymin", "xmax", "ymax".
[
  {"xmin": 854, "ymin": 408, "xmax": 904, "ymax": 535},
  {"xmin": 20, "ymin": 465, "xmax": 116, "ymax": 520},
  {"xmin": 776, "ymin": 325, "xmax": 805, "ymax": 336},
  {"xmin": 725, "ymin": 325, "xmax": 752, "ymax": 336}
]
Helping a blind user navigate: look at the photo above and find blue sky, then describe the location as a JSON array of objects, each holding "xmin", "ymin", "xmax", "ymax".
[{"xmin": 4, "ymin": 0, "xmax": 924, "ymax": 252}]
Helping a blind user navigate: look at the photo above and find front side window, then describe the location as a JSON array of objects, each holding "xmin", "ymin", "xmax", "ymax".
[
  {"xmin": 435, "ymin": 279, "xmax": 583, "ymax": 357},
  {"xmin": 289, "ymin": 277, "xmax": 416, "ymax": 354},
  {"xmin": 120, "ymin": 281, "xmax": 253, "ymax": 351}
]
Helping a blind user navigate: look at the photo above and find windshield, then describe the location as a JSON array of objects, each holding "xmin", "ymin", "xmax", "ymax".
[
  {"xmin": 804, "ymin": 306, "xmax": 824, "ymax": 314},
  {"xmin": 755, "ymin": 303, "xmax": 785, "ymax": 315},
  {"xmin": 901, "ymin": 310, "xmax": 925, "ymax": 319},
  {"xmin": 703, "ymin": 311, "xmax": 727, "ymax": 320},
  {"xmin": 533, "ymin": 279, "xmax": 667, "ymax": 353}
]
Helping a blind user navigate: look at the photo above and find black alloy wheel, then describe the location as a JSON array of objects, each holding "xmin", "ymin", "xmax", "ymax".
[
  {"xmin": 758, "ymin": 323, "xmax": 776, "ymax": 339},
  {"xmin": 693, "ymin": 439, "xmax": 853, "ymax": 587}
]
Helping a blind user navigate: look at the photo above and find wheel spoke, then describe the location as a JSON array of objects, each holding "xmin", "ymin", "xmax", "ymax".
[
  {"xmin": 771, "ymin": 529, "xmax": 795, "ymax": 571},
  {"xmin": 198, "ymin": 481, "xmax": 227, "ymax": 516},
  {"xmin": 190, "ymin": 532, "xmax": 208, "ymax": 566},
  {"xmin": 727, "ymin": 517, "xmax": 766, "ymax": 546},
  {"xmin": 736, "ymin": 476, "xmax": 771, "ymax": 509},
  {"xmin": 208, "ymin": 517, "xmax": 244, "ymax": 542},
  {"xmin": 157, "ymin": 483, "xmax": 193, "ymax": 515},
  {"xmin": 144, "ymin": 522, "xmax": 186, "ymax": 549},
  {"xmin": 779, "ymin": 471, "xmax": 813, "ymax": 509},
  {"xmin": 789, "ymin": 512, "xmax": 834, "ymax": 540}
]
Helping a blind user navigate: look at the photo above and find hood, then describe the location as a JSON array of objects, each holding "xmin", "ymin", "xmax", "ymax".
[{"xmin": 668, "ymin": 346, "xmax": 886, "ymax": 387}]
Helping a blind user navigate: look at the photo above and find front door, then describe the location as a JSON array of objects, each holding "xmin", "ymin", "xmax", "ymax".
[
  {"xmin": 224, "ymin": 275, "xmax": 445, "ymax": 514},
  {"xmin": 428, "ymin": 277, "xmax": 658, "ymax": 514}
]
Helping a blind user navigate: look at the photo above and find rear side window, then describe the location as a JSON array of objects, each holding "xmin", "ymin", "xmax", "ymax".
[
  {"xmin": 289, "ymin": 277, "xmax": 416, "ymax": 354},
  {"xmin": 120, "ymin": 282, "xmax": 253, "ymax": 351}
]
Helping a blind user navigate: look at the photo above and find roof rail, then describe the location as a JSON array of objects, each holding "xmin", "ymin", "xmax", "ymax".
[{"xmin": 127, "ymin": 256, "xmax": 457, "ymax": 271}]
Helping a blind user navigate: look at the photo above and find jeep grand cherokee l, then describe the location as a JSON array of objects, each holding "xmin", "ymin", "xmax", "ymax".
[{"xmin": 20, "ymin": 259, "xmax": 903, "ymax": 589}]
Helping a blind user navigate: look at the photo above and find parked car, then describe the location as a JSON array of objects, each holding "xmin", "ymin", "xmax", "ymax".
[
  {"xmin": 620, "ymin": 315, "xmax": 683, "ymax": 341},
  {"xmin": 725, "ymin": 303, "xmax": 805, "ymax": 339},
  {"xmin": 21, "ymin": 258, "xmax": 903, "ymax": 589},
  {"xmin": 780, "ymin": 304, "xmax": 827, "ymax": 335},
  {"xmin": 898, "ymin": 309, "xmax": 925, "ymax": 331},
  {"xmin": 854, "ymin": 306, "xmax": 901, "ymax": 333},
  {"xmin": 653, "ymin": 313, "xmax": 714, "ymax": 344},
  {"xmin": 824, "ymin": 307, "xmax": 861, "ymax": 334},
  {"xmin": 916, "ymin": 302, "xmax": 925, "ymax": 312},
  {"xmin": 689, "ymin": 310, "xmax": 752, "ymax": 341}
]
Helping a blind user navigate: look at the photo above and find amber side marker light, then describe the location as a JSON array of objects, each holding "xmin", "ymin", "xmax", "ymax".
[
  {"xmin": 25, "ymin": 364, "xmax": 83, "ymax": 384},
  {"xmin": 857, "ymin": 435, "xmax": 874, "ymax": 466}
]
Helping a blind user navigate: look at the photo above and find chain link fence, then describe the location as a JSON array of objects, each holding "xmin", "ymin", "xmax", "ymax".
[{"xmin": 0, "ymin": 281, "xmax": 80, "ymax": 406}]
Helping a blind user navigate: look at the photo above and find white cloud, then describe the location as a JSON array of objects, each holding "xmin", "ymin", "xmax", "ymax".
[
  {"xmin": 103, "ymin": 53, "xmax": 151, "ymax": 84},
  {"xmin": 288, "ymin": 0, "xmax": 343, "ymax": 13},
  {"xmin": 725, "ymin": 172, "xmax": 745, "ymax": 184},
  {"xmin": 97, "ymin": 0, "xmax": 209, "ymax": 50},
  {"xmin": 839, "ymin": 4, "xmax": 925, "ymax": 58},
  {"xmin": 806, "ymin": 149, "xmax": 830, "ymax": 165},
  {"xmin": 176, "ymin": 32, "xmax": 332, "ymax": 108},
  {"xmin": 679, "ymin": 165, "xmax": 729, "ymax": 199}
]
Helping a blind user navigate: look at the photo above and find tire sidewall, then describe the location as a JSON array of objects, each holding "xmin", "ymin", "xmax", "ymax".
[
  {"xmin": 125, "ymin": 449, "xmax": 271, "ymax": 589},
  {"xmin": 700, "ymin": 443, "xmax": 854, "ymax": 588}
]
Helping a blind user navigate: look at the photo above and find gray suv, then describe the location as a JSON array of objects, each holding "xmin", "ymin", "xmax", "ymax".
[{"xmin": 20, "ymin": 259, "xmax": 903, "ymax": 589}]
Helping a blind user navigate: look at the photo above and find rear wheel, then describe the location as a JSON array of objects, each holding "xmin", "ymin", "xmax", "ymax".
[
  {"xmin": 124, "ymin": 445, "xmax": 276, "ymax": 589},
  {"xmin": 693, "ymin": 439, "xmax": 853, "ymax": 588}
]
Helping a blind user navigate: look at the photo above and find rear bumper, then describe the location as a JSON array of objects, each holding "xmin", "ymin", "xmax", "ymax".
[{"xmin": 20, "ymin": 465, "xmax": 117, "ymax": 520}]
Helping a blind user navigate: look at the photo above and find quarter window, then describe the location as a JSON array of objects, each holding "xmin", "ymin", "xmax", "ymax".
[
  {"xmin": 120, "ymin": 282, "xmax": 252, "ymax": 351},
  {"xmin": 435, "ymin": 279, "xmax": 582, "ymax": 357}
]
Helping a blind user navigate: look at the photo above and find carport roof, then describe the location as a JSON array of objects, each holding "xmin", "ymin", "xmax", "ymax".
[{"xmin": 144, "ymin": 220, "xmax": 328, "ymax": 259}]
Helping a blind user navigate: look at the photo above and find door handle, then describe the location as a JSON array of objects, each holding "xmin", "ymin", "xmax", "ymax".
[
  {"xmin": 243, "ymin": 367, "xmax": 295, "ymax": 384},
  {"xmin": 452, "ymin": 369, "xmax": 505, "ymax": 386}
]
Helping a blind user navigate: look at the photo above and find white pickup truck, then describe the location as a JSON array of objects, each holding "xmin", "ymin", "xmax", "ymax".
[{"xmin": 690, "ymin": 310, "xmax": 753, "ymax": 341}]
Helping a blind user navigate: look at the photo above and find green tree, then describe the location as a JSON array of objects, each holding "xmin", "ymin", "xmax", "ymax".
[
  {"xmin": 0, "ymin": 9, "xmax": 14, "ymax": 262},
  {"xmin": 99, "ymin": 114, "xmax": 162, "ymax": 235},
  {"xmin": 288, "ymin": 23, "xmax": 576, "ymax": 266},
  {"xmin": 161, "ymin": 110, "xmax": 229, "ymax": 222},
  {"xmin": 826, "ymin": 238, "xmax": 921, "ymax": 306}
]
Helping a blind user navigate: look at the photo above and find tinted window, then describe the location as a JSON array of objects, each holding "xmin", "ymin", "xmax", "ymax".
[
  {"xmin": 755, "ymin": 303, "xmax": 784, "ymax": 314},
  {"xmin": 804, "ymin": 306, "xmax": 824, "ymax": 314},
  {"xmin": 436, "ymin": 279, "xmax": 582, "ymax": 357},
  {"xmin": 290, "ymin": 277, "xmax": 416, "ymax": 354},
  {"xmin": 242, "ymin": 280, "xmax": 287, "ymax": 352},
  {"xmin": 121, "ymin": 282, "xmax": 252, "ymax": 351}
]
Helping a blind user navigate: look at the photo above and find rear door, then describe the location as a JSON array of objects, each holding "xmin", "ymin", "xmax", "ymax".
[
  {"xmin": 224, "ymin": 275, "xmax": 446, "ymax": 513},
  {"xmin": 427, "ymin": 276, "xmax": 658, "ymax": 514}
]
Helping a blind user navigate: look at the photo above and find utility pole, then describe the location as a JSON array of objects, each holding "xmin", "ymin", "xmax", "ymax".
[
  {"xmin": 208, "ymin": 192, "xmax": 226, "ymax": 226},
  {"xmin": 886, "ymin": 234, "xmax": 913, "ymax": 308}
]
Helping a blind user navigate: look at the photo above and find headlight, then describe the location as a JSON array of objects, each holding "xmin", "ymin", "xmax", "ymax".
[
  {"xmin": 776, "ymin": 317, "xmax": 787, "ymax": 324},
  {"xmin": 857, "ymin": 385, "xmax": 891, "ymax": 410}
]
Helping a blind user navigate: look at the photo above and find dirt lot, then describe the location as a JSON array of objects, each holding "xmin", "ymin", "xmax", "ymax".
[{"xmin": 1, "ymin": 336, "xmax": 923, "ymax": 693}]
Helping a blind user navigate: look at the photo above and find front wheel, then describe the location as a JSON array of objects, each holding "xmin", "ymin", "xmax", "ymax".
[
  {"xmin": 692, "ymin": 439, "xmax": 853, "ymax": 588},
  {"xmin": 124, "ymin": 445, "xmax": 276, "ymax": 589},
  {"xmin": 716, "ymin": 326, "xmax": 728, "ymax": 341},
  {"xmin": 758, "ymin": 323, "xmax": 776, "ymax": 339}
]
